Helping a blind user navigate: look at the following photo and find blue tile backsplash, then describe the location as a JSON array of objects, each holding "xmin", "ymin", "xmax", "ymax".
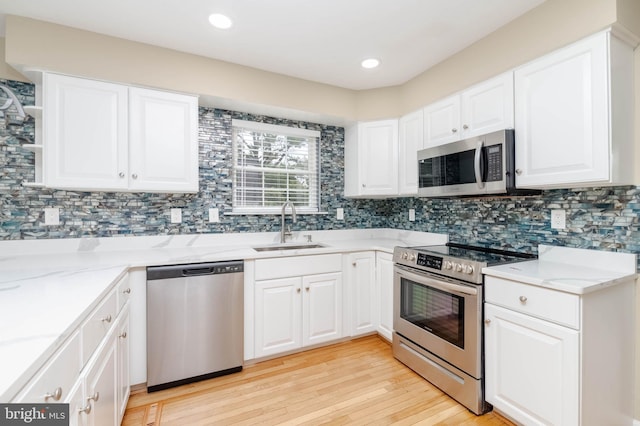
[{"xmin": 1, "ymin": 79, "xmax": 639, "ymax": 259}]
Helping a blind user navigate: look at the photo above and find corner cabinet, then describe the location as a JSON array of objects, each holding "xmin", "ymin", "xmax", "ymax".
[
  {"xmin": 423, "ymin": 72, "xmax": 513, "ymax": 148},
  {"xmin": 42, "ymin": 73, "xmax": 199, "ymax": 193},
  {"xmin": 514, "ymin": 29, "xmax": 636, "ymax": 188},
  {"xmin": 344, "ymin": 119, "xmax": 399, "ymax": 198},
  {"xmin": 253, "ymin": 254, "xmax": 343, "ymax": 358},
  {"xmin": 484, "ymin": 276, "xmax": 635, "ymax": 425}
]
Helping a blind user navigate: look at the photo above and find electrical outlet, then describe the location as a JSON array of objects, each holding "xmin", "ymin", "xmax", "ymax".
[
  {"xmin": 337, "ymin": 208, "xmax": 344, "ymax": 220},
  {"xmin": 170, "ymin": 208, "xmax": 182, "ymax": 224},
  {"xmin": 44, "ymin": 207, "xmax": 60, "ymax": 226},
  {"xmin": 551, "ymin": 209, "xmax": 566, "ymax": 229},
  {"xmin": 409, "ymin": 209, "xmax": 416, "ymax": 222},
  {"xmin": 209, "ymin": 208, "xmax": 220, "ymax": 223}
]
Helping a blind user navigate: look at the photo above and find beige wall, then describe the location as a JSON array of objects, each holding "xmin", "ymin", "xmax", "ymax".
[{"xmin": 1, "ymin": 0, "xmax": 631, "ymax": 123}]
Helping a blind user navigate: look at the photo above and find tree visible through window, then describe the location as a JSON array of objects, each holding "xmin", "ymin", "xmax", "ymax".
[{"xmin": 232, "ymin": 119, "xmax": 320, "ymax": 212}]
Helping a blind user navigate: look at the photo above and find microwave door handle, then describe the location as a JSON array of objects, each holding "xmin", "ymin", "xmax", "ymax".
[
  {"xmin": 396, "ymin": 267, "xmax": 478, "ymax": 296},
  {"xmin": 474, "ymin": 140, "xmax": 485, "ymax": 189}
]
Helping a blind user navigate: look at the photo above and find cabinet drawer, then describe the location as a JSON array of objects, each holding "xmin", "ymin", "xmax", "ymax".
[
  {"xmin": 12, "ymin": 330, "xmax": 81, "ymax": 403},
  {"xmin": 485, "ymin": 277, "xmax": 580, "ymax": 329},
  {"xmin": 255, "ymin": 254, "xmax": 342, "ymax": 280},
  {"xmin": 116, "ymin": 274, "xmax": 131, "ymax": 313},
  {"xmin": 81, "ymin": 291, "xmax": 117, "ymax": 364}
]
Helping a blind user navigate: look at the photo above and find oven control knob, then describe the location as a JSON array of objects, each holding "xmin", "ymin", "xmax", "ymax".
[
  {"xmin": 462, "ymin": 264, "xmax": 474, "ymax": 274},
  {"xmin": 402, "ymin": 252, "xmax": 408, "ymax": 260},
  {"xmin": 455, "ymin": 263, "xmax": 463, "ymax": 272},
  {"xmin": 408, "ymin": 254, "xmax": 416, "ymax": 261},
  {"xmin": 444, "ymin": 261, "xmax": 453, "ymax": 270}
]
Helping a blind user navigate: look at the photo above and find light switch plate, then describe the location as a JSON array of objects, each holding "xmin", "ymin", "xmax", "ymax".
[
  {"xmin": 209, "ymin": 208, "xmax": 220, "ymax": 223},
  {"xmin": 170, "ymin": 208, "xmax": 182, "ymax": 224},
  {"xmin": 336, "ymin": 208, "xmax": 344, "ymax": 220},
  {"xmin": 409, "ymin": 209, "xmax": 416, "ymax": 222},
  {"xmin": 44, "ymin": 207, "xmax": 60, "ymax": 226},
  {"xmin": 551, "ymin": 209, "xmax": 566, "ymax": 229}
]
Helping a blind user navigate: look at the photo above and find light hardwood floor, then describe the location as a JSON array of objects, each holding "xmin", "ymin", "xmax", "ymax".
[{"xmin": 123, "ymin": 336, "xmax": 514, "ymax": 425}]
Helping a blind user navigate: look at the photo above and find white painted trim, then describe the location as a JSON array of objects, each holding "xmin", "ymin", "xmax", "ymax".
[{"xmin": 232, "ymin": 118, "xmax": 321, "ymax": 138}]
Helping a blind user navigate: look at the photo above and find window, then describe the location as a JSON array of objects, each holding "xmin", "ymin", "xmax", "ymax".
[{"xmin": 232, "ymin": 119, "xmax": 320, "ymax": 213}]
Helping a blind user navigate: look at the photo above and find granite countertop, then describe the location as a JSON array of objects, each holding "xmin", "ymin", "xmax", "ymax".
[
  {"xmin": 483, "ymin": 244, "xmax": 638, "ymax": 295},
  {"xmin": 0, "ymin": 228, "xmax": 448, "ymax": 401}
]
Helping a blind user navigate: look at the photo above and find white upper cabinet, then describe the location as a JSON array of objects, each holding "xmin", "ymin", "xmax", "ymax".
[
  {"xmin": 44, "ymin": 73, "xmax": 129, "ymax": 191},
  {"xmin": 344, "ymin": 119, "xmax": 399, "ymax": 198},
  {"xmin": 43, "ymin": 73, "xmax": 199, "ymax": 193},
  {"xmin": 514, "ymin": 29, "xmax": 635, "ymax": 188},
  {"xmin": 398, "ymin": 110, "xmax": 423, "ymax": 196},
  {"xmin": 424, "ymin": 73, "xmax": 513, "ymax": 148},
  {"xmin": 129, "ymin": 88, "xmax": 199, "ymax": 192}
]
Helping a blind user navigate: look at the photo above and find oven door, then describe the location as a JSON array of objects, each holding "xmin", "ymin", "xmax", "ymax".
[{"xmin": 393, "ymin": 265, "xmax": 482, "ymax": 378}]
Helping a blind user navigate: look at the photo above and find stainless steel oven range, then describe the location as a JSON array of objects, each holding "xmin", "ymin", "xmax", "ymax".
[{"xmin": 392, "ymin": 243, "xmax": 534, "ymax": 415}]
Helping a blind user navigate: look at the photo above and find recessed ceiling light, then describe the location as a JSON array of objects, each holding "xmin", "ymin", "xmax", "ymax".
[
  {"xmin": 209, "ymin": 13, "xmax": 233, "ymax": 29},
  {"xmin": 361, "ymin": 58, "xmax": 380, "ymax": 69}
]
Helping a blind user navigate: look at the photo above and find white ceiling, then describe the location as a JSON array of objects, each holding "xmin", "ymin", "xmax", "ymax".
[{"xmin": 0, "ymin": 0, "xmax": 545, "ymax": 90}]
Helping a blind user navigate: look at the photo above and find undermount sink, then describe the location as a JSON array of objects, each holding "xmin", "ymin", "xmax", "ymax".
[{"xmin": 252, "ymin": 243, "xmax": 327, "ymax": 252}]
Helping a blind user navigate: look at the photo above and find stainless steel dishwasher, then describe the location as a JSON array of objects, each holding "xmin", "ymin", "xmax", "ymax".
[{"xmin": 146, "ymin": 260, "xmax": 244, "ymax": 392}]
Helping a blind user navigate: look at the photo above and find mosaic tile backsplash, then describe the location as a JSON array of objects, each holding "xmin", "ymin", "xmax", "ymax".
[{"xmin": 1, "ymin": 79, "xmax": 639, "ymax": 259}]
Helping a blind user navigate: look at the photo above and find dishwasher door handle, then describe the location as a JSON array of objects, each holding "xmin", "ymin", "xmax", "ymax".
[{"xmin": 182, "ymin": 267, "xmax": 215, "ymax": 276}]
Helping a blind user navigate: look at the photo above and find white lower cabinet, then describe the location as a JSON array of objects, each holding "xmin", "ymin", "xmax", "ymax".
[
  {"xmin": 484, "ymin": 275, "xmax": 635, "ymax": 425},
  {"xmin": 485, "ymin": 304, "xmax": 579, "ymax": 425},
  {"xmin": 253, "ymin": 254, "xmax": 343, "ymax": 358},
  {"xmin": 345, "ymin": 251, "xmax": 376, "ymax": 336},
  {"xmin": 375, "ymin": 252, "xmax": 394, "ymax": 341},
  {"xmin": 11, "ymin": 274, "xmax": 131, "ymax": 426}
]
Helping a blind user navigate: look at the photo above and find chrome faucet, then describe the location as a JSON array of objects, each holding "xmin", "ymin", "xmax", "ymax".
[{"xmin": 280, "ymin": 201, "xmax": 297, "ymax": 243}]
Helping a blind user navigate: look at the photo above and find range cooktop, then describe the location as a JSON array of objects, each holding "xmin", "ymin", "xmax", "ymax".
[{"xmin": 393, "ymin": 242, "xmax": 536, "ymax": 284}]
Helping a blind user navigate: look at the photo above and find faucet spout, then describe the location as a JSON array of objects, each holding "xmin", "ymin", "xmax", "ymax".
[{"xmin": 280, "ymin": 201, "xmax": 297, "ymax": 243}]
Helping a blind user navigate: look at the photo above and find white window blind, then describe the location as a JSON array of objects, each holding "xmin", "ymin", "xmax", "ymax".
[{"xmin": 232, "ymin": 119, "xmax": 320, "ymax": 213}]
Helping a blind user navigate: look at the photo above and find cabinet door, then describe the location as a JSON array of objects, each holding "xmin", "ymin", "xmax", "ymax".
[
  {"xmin": 346, "ymin": 252, "xmax": 376, "ymax": 336},
  {"xmin": 398, "ymin": 110, "xmax": 423, "ymax": 196},
  {"xmin": 358, "ymin": 120, "xmax": 399, "ymax": 196},
  {"xmin": 116, "ymin": 306, "xmax": 130, "ymax": 424},
  {"xmin": 485, "ymin": 304, "xmax": 579, "ymax": 426},
  {"xmin": 84, "ymin": 335, "xmax": 118, "ymax": 426},
  {"xmin": 514, "ymin": 33, "xmax": 609, "ymax": 188},
  {"xmin": 129, "ymin": 88, "xmax": 199, "ymax": 193},
  {"xmin": 44, "ymin": 73, "xmax": 128, "ymax": 191},
  {"xmin": 423, "ymin": 95, "xmax": 460, "ymax": 147},
  {"xmin": 375, "ymin": 252, "xmax": 394, "ymax": 341},
  {"xmin": 255, "ymin": 277, "xmax": 302, "ymax": 357},
  {"xmin": 302, "ymin": 273, "xmax": 342, "ymax": 346},
  {"xmin": 461, "ymin": 73, "xmax": 513, "ymax": 138}
]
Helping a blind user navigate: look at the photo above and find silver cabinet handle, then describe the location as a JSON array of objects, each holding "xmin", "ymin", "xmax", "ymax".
[
  {"xmin": 78, "ymin": 403, "xmax": 92, "ymax": 415},
  {"xmin": 101, "ymin": 314, "xmax": 112, "ymax": 323},
  {"xmin": 118, "ymin": 172, "xmax": 125, "ymax": 178},
  {"xmin": 305, "ymin": 287, "xmax": 310, "ymax": 292},
  {"xmin": 88, "ymin": 392, "xmax": 99, "ymax": 402},
  {"xmin": 119, "ymin": 331, "xmax": 128, "ymax": 339},
  {"xmin": 296, "ymin": 288, "xmax": 301, "ymax": 293},
  {"xmin": 131, "ymin": 173, "xmax": 138, "ymax": 179},
  {"xmin": 362, "ymin": 183, "xmax": 366, "ymax": 188},
  {"xmin": 352, "ymin": 262, "xmax": 356, "ymax": 267},
  {"xmin": 519, "ymin": 296, "xmax": 528, "ymax": 304},
  {"xmin": 485, "ymin": 319, "xmax": 491, "ymax": 325},
  {"xmin": 463, "ymin": 124, "xmax": 469, "ymax": 130},
  {"xmin": 44, "ymin": 387, "xmax": 62, "ymax": 401},
  {"xmin": 515, "ymin": 169, "xmax": 523, "ymax": 175},
  {"xmin": 122, "ymin": 288, "xmax": 131, "ymax": 294},
  {"xmin": 451, "ymin": 128, "xmax": 458, "ymax": 133}
]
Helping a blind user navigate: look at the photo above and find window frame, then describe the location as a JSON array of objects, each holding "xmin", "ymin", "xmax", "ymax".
[{"xmin": 231, "ymin": 119, "xmax": 321, "ymax": 214}]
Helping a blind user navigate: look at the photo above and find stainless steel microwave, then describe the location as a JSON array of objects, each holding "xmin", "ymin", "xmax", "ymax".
[{"xmin": 417, "ymin": 129, "xmax": 533, "ymax": 197}]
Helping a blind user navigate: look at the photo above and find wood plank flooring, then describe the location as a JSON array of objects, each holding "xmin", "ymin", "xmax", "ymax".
[{"xmin": 123, "ymin": 336, "xmax": 514, "ymax": 425}]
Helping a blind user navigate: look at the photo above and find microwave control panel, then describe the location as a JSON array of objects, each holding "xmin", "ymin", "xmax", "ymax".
[{"xmin": 486, "ymin": 144, "xmax": 503, "ymax": 182}]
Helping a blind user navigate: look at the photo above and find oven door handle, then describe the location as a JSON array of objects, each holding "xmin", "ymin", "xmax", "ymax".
[{"xmin": 396, "ymin": 267, "xmax": 478, "ymax": 296}]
